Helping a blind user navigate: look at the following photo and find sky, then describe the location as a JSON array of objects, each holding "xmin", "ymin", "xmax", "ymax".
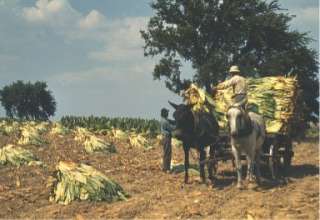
[{"xmin": 0, "ymin": 0, "xmax": 318, "ymax": 120}]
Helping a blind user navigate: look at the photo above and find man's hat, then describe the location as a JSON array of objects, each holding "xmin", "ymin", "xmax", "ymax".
[{"xmin": 229, "ymin": 65, "xmax": 240, "ymax": 73}]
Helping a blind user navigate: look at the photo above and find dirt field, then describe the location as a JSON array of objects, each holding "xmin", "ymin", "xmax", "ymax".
[{"xmin": 0, "ymin": 132, "xmax": 318, "ymax": 219}]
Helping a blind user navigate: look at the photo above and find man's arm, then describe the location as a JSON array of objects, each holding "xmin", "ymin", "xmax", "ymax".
[
  {"xmin": 168, "ymin": 119, "xmax": 176, "ymax": 125},
  {"xmin": 216, "ymin": 77, "xmax": 236, "ymax": 90},
  {"xmin": 167, "ymin": 119, "xmax": 176, "ymax": 131},
  {"xmin": 211, "ymin": 77, "xmax": 235, "ymax": 96},
  {"xmin": 162, "ymin": 119, "xmax": 175, "ymax": 134}
]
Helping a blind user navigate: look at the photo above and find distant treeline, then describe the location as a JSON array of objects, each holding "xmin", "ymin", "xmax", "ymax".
[
  {"xmin": 60, "ymin": 116, "xmax": 160, "ymax": 135},
  {"xmin": 0, "ymin": 117, "xmax": 28, "ymax": 123}
]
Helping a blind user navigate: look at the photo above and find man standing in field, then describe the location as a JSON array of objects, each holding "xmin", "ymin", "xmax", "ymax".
[
  {"xmin": 213, "ymin": 65, "xmax": 248, "ymax": 110},
  {"xmin": 160, "ymin": 108, "xmax": 175, "ymax": 172}
]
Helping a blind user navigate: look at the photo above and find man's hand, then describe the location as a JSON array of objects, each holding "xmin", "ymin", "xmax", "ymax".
[{"xmin": 168, "ymin": 119, "xmax": 176, "ymax": 125}]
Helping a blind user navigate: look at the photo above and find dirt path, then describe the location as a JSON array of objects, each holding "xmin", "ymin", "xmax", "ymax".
[{"xmin": 0, "ymin": 133, "xmax": 318, "ymax": 219}]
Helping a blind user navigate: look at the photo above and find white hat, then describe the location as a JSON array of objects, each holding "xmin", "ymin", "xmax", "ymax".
[{"xmin": 229, "ymin": 65, "xmax": 240, "ymax": 73}]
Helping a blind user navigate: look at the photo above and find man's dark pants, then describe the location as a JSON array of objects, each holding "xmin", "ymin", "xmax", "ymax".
[{"xmin": 162, "ymin": 134, "xmax": 172, "ymax": 171}]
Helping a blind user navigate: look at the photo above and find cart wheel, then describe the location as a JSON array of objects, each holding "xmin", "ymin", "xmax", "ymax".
[{"xmin": 269, "ymin": 144, "xmax": 280, "ymax": 179}]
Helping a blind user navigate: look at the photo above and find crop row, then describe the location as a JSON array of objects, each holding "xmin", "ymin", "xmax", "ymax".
[{"xmin": 60, "ymin": 116, "xmax": 160, "ymax": 135}]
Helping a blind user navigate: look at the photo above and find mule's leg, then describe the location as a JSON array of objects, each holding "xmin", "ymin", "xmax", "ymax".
[
  {"xmin": 246, "ymin": 137, "xmax": 257, "ymax": 183},
  {"xmin": 245, "ymin": 142, "xmax": 254, "ymax": 182},
  {"xmin": 183, "ymin": 145, "xmax": 190, "ymax": 184},
  {"xmin": 208, "ymin": 144, "xmax": 216, "ymax": 184},
  {"xmin": 199, "ymin": 147, "xmax": 206, "ymax": 183},
  {"xmin": 255, "ymin": 149, "xmax": 262, "ymax": 185},
  {"xmin": 232, "ymin": 145, "xmax": 242, "ymax": 189},
  {"xmin": 246, "ymin": 154, "xmax": 254, "ymax": 183}
]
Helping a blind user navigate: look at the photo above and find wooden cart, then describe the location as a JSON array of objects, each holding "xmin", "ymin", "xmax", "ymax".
[{"xmin": 213, "ymin": 131, "xmax": 294, "ymax": 179}]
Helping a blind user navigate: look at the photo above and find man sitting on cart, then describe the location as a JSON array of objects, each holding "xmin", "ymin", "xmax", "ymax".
[{"xmin": 212, "ymin": 65, "xmax": 248, "ymax": 110}]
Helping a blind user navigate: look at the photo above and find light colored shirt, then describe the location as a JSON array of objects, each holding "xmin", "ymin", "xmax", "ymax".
[
  {"xmin": 217, "ymin": 75, "xmax": 247, "ymax": 95},
  {"xmin": 160, "ymin": 117, "xmax": 175, "ymax": 136}
]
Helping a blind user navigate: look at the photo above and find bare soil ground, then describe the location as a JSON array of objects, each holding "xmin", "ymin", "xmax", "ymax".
[{"xmin": 0, "ymin": 133, "xmax": 318, "ymax": 219}]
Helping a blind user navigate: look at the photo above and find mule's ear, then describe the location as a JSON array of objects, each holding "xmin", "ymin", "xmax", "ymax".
[{"xmin": 168, "ymin": 101, "xmax": 178, "ymax": 109}]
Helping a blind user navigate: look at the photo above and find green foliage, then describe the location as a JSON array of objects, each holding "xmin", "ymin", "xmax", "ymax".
[
  {"xmin": 60, "ymin": 116, "xmax": 160, "ymax": 136},
  {"xmin": 0, "ymin": 81, "xmax": 56, "ymax": 120},
  {"xmin": 141, "ymin": 0, "xmax": 318, "ymax": 123}
]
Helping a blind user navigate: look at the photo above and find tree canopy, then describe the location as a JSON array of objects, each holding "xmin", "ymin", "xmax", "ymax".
[
  {"xmin": 0, "ymin": 81, "xmax": 56, "ymax": 120},
  {"xmin": 141, "ymin": 0, "xmax": 318, "ymax": 122}
]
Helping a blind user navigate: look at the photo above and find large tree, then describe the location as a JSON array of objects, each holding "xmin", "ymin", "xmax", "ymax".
[
  {"xmin": 0, "ymin": 81, "xmax": 56, "ymax": 120},
  {"xmin": 141, "ymin": 0, "xmax": 318, "ymax": 122}
]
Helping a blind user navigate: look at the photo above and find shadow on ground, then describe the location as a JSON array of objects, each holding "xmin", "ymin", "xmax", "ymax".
[
  {"xmin": 211, "ymin": 162, "xmax": 319, "ymax": 190},
  {"xmin": 286, "ymin": 164, "xmax": 319, "ymax": 179}
]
